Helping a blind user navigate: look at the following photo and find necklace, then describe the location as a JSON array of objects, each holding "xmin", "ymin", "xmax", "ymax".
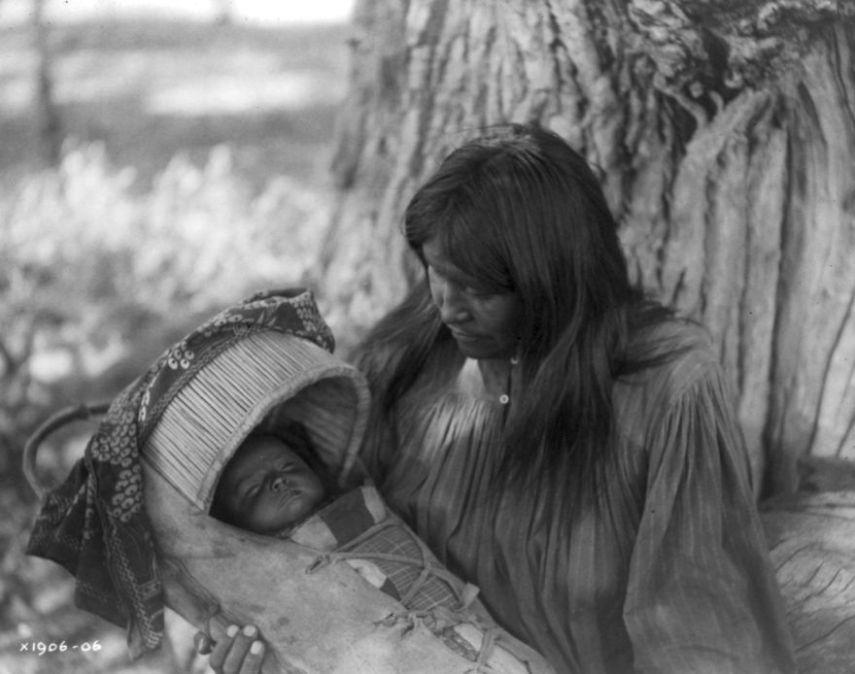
[
  {"xmin": 463, "ymin": 356, "xmax": 519, "ymax": 406},
  {"xmin": 499, "ymin": 355, "xmax": 519, "ymax": 406}
]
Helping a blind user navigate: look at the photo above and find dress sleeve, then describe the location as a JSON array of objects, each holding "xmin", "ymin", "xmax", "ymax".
[{"xmin": 623, "ymin": 363, "xmax": 796, "ymax": 674}]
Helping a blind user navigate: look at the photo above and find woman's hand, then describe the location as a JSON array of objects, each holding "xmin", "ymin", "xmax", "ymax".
[{"xmin": 195, "ymin": 621, "xmax": 266, "ymax": 674}]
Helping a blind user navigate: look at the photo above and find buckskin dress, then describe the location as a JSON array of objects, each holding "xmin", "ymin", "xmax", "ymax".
[{"xmin": 357, "ymin": 319, "xmax": 795, "ymax": 674}]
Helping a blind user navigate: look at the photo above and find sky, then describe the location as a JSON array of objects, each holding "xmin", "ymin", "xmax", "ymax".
[{"xmin": 0, "ymin": 0, "xmax": 357, "ymax": 26}]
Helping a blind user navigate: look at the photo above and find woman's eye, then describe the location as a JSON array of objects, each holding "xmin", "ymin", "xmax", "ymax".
[
  {"xmin": 463, "ymin": 286, "xmax": 492, "ymax": 299},
  {"xmin": 428, "ymin": 266, "xmax": 491, "ymax": 298}
]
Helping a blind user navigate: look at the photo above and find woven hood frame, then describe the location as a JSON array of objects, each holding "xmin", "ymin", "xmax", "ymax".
[{"xmin": 141, "ymin": 304, "xmax": 369, "ymax": 513}]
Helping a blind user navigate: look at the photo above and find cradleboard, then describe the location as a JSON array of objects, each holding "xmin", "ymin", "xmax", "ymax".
[{"xmin": 24, "ymin": 291, "xmax": 555, "ymax": 674}]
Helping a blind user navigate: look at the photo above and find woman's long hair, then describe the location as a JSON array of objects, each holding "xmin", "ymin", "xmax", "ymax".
[{"xmin": 355, "ymin": 124, "xmax": 674, "ymax": 510}]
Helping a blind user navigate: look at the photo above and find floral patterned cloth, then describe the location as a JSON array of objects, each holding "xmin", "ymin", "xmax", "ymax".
[{"xmin": 26, "ymin": 288, "xmax": 335, "ymax": 659}]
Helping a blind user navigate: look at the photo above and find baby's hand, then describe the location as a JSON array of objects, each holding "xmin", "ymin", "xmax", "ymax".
[{"xmin": 196, "ymin": 622, "xmax": 266, "ymax": 674}]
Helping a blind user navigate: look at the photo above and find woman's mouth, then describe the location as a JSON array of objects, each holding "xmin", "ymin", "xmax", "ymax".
[{"xmin": 449, "ymin": 329, "xmax": 479, "ymax": 343}]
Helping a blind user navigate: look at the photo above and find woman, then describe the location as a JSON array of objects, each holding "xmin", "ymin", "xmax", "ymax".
[{"xmin": 202, "ymin": 124, "xmax": 795, "ymax": 673}]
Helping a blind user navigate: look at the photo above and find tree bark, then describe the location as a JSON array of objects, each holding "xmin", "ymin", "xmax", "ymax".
[{"xmin": 319, "ymin": 0, "xmax": 855, "ymax": 498}]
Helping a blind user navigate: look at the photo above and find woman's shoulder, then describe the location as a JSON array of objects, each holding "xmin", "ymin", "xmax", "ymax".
[
  {"xmin": 629, "ymin": 315, "xmax": 718, "ymax": 377},
  {"xmin": 615, "ymin": 317, "xmax": 723, "ymax": 424}
]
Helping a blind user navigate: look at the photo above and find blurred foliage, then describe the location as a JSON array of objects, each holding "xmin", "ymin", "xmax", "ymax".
[{"xmin": 0, "ymin": 139, "xmax": 331, "ymax": 454}]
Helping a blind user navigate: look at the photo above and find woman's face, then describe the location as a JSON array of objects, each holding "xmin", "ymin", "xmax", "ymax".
[
  {"xmin": 215, "ymin": 435, "xmax": 325, "ymax": 534},
  {"xmin": 422, "ymin": 238, "xmax": 521, "ymax": 360}
]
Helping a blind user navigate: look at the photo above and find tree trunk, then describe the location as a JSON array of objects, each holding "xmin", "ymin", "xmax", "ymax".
[
  {"xmin": 31, "ymin": 0, "xmax": 61, "ymax": 166},
  {"xmin": 319, "ymin": 0, "xmax": 855, "ymax": 500}
]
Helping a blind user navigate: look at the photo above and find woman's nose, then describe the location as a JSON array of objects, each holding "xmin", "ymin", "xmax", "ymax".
[{"xmin": 434, "ymin": 281, "xmax": 469, "ymax": 324}]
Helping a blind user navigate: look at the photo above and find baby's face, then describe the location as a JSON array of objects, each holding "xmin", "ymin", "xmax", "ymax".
[{"xmin": 216, "ymin": 435, "xmax": 325, "ymax": 534}]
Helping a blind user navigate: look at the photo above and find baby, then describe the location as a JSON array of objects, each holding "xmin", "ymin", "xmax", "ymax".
[
  {"xmin": 210, "ymin": 424, "xmax": 336, "ymax": 536},
  {"xmin": 209, "ymin": 422, "xmax": 474, "ymax": 617}
]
